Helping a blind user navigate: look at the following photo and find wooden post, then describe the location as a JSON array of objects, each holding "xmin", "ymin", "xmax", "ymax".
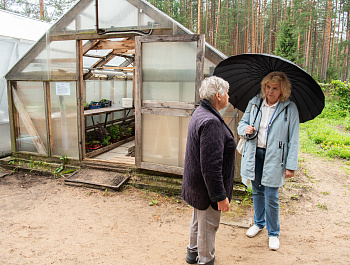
[
  {"xmin": 44, "ymin": 81, "xmax": 53, "ymax": 156},
  {"xmin": 134, "ymin": 36, "xmax": 142, "ymax": 168},
  {"xmin": 77, "ymin": 40, "xmax": 85, "ymax": 161},
  {"xmin": 7, "ymin": 81, "xmax": 16, "ymax": 153}
]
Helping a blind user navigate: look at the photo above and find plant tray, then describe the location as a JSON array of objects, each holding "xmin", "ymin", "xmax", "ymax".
[
  {"xmin": 86, "ymin": 144, "xmax": 102, "ymax": 150},
  {"xmin": 90, "ymin": 103, "xmax": 101, "ymax": 109},
  {"xmin": 100, "ymin": 100, "xmax": 112, "ymax": 107}
]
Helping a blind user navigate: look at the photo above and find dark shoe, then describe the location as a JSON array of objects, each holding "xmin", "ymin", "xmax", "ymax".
[
  {"xmin": 186, "ymin": 248, "xmax": 198, "ymax": 264},
  {"xmin": 199, "ymin": 257, "xmax": 215, "ymax": 265}
]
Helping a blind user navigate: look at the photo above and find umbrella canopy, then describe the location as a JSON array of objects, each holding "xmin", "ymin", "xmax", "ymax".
[{"xmin": 213, "ymin": 53, "xmax": 324, "ymax": 123}]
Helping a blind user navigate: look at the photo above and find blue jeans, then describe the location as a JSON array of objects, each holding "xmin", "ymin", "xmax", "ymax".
[{"xmin": 252, "ymin": 147, "xmax": 280, "ymax": 237}]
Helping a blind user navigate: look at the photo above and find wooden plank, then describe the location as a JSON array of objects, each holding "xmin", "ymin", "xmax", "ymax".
[
  {"xmin": 142, "ymin": 100, "xmax": 195, "ymax": 110},
  {"xmin": 83, "ymin": 40, "xmax": 100, "ymax": 54},
  {"xmin": 7, "ymin": 81, "xmax": 16, "ymax": 153},
  {"xmin": 11, "ymin": 87, "xmax": 47, "ymax": 155},
  {"xmin": 140, "ymin": 34, "xmax": 201, "ymax": 43},
  {"xmin": 77, "ymin": 40, "xmax": 85, "ymax": 161},
  {"xmin": 140, "ymin": 162, "xmax": 183, "ymax": 176},
  {"xmin": 196, "ymin": 34, "xmax": 205, "ymax": 103},
  {"xmin": 141, "ymin": 108, "xmax": 192, "ymax": 117},
  {"xmin": 101, "ymin": 67, "xmax": 135, "ymax": 70},
  {"xmin": 7, "ymin": 72, "xmax": 77, "ymax": 82},
  {"xmin": 84, "ymin": 107, "xmax": 134, "ymax": 117},
  {"xmin": 134, "ymin": 36, "xmax": 142, "ymax": 168},
  {"xmin": 44, "ymin": 82, "xmax": 53, "ymax": 156},
  {"xmin": 91, "ymin": 38, "xmax": 135, "ymax": 51}
]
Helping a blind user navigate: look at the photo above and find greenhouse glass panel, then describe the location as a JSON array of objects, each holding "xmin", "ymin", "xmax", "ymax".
[
  {"xmin": 57, "ymin": 0, "xmax": 95, "ymax": 33},
  {"xmin": 16, "ymin": 82, "xmax": 47, "ymax": 154},
  {"xmin": 98, "ymin": 0, "xmax": 155, "ymax": 29},
  {"xmin": 21, "ymin": 40, "xmax": 76, "ymax": 81},
  {"xmin": 50, "ymin": 82, "xmax": 79, "ymax": 159},
  {"xmin": 204, "ymin": 57, "xmax": 216, "ymax": 77},
  {"xmin": 142, "ymin": 42, "xmax": 196, "ymax": 102},
  {"xmin": 142, "ymin": 114, "xmax": 190, "ymax": 167},
  {"xmin": 0, "ymin": 37, "xmax": 34, "ymax": 156}
]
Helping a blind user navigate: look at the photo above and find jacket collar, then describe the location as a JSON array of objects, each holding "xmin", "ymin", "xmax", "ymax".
[
  {"xmin": 200, "ymin": 99, "xmax": 224, "ymax": 122},
  {"xmin": 251, "ymin": 95, "xmax": 291, "ymax": 115},
  {"xmin": 200, "ymin": 99, "xmax": 234, "ymax": 137}
]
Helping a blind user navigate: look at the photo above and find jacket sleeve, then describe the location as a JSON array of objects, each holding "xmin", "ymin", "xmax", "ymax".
[
  {"xmin": 199, "ymin": 119, "xmax": 227, "ymax": 203},
  {"xmin": 285, "ymin": 102, "xmax": 300, "ymax": 170},
  {"xmin": 238, "ymin": 101, "xmax": 253, "ymax": 137}
]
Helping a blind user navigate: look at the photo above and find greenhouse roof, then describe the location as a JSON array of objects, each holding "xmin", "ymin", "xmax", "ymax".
[
  {"xmin": 0, "ymin": 10, "xmax": 51, "ymax": 41},
  {"xmin": 5, "ymin": 0, "xmax": 226, "ymax": 81}
]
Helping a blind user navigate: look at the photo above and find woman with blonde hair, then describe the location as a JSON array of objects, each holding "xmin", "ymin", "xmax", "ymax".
[{"xmin": 238, "ymin": 71, "xmax": 299, "ymax": 250}]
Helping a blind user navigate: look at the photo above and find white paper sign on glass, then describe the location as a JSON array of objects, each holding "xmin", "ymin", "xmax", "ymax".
[{"xmin": 56, "ymin": 82, "xmax": 71, "ymax": 95}]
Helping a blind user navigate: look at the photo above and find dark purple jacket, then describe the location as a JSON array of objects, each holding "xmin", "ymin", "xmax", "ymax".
[{"xmin": 182, "ymin": 99, "xmax": 236, "ymax": 211}]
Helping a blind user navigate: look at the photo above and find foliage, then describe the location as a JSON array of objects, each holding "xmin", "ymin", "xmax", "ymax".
[
  {"xmin": 2, "ymin": 0, "xmax": 76, "ymax": 22},
  {"xmin": 109, "ymin": 124, "xmax": 120, "ymax": 141},
  {"xmin": 328, "ymin": 80, "xmax": 350, "ymax": 112},
  {"xmin": 275, "ymin": 7, "xmax": 298, "ymax": 63},
  {"xmin": 300, "ymin": 87, "xmax": 350, "ymax": 160}
]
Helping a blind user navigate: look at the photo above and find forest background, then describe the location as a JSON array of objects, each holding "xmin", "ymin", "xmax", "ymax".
[{"xmin": 1, "ymin": 0, "xmax": 349, "ymax": 83}]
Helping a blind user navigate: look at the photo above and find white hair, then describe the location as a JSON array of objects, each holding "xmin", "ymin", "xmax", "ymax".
[{"xmin": 199, "ymin": 76, "xmax": 229, "ymax": 104}]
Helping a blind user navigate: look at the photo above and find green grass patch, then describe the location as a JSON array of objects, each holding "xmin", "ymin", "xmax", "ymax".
[{"xmin": 300, "ymin": 93, "xmax": 350, "ymax": 160}]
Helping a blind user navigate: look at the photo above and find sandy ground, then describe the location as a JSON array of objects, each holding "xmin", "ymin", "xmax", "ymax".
[{"xmin": 0, "ymin": 153, "xmax": 350, "ymax": 265}]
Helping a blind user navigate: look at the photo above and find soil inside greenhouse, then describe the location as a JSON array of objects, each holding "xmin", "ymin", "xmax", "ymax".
[{"xmin": 0, "ymin": 153, "xmax": 349, "ymax": 264}]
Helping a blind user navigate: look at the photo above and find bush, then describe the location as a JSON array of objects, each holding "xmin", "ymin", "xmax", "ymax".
[
  {"xmin": 329, "ymin": 80, "xmax": 350, "ymax": 112},
  {"xmin": 299, "ymin": 81, "xmax": 350, "ymax": 160}
]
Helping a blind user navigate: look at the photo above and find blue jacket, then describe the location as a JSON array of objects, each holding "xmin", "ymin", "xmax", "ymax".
[
  {"xmin": 238, "ymin": 95, "xmax": 300, "ymax": 187},
  {"xmin": 182, "ymin": 99, "xmax": 236, "ymax": 210}
]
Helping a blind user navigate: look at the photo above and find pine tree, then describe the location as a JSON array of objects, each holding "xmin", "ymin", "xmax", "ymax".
[{"xmin": 275, "ymin": 7, "xmax": 298, "ymax": 63}]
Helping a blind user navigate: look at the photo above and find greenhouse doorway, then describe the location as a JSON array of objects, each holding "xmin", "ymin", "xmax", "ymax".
[{"xmin": 81, "ymin": 37, "xmax": 136, "ymax": 166}]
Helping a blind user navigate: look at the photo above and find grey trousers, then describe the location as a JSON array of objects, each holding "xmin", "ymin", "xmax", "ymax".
[{"xmin": 188, "ymin": 206, "xmax": 221, "ymax": 264}]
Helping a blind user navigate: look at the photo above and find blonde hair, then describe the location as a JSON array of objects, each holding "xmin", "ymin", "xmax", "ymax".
[
  {"xmin": 199, "ymin": 76, "xmax": 229, "ymax": 104},
  {"xmin": 260, "ymin": 71, "xmax": 292, "ymax": 103}
]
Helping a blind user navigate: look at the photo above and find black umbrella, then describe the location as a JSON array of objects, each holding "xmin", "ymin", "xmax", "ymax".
[{"xmin": 213, "ymin": 53, "xmax": 324, "ymax": 123}]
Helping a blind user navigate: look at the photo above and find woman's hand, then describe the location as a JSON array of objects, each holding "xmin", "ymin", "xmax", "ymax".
[
  {"xmin": 285, "ymin": 169, "xmax": 295, "ymax": 178},
  {"xmin": 245, "ymin": 125, "xmax": 256, "ymax": 135},
  {"xmin": 217, "ymin": 198, "xmax": 230, "ymax": 212}
]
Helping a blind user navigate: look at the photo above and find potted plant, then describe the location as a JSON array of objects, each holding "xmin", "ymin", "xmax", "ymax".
[
  {"xmin": 91, "ymin": 140, "xmax": 102, "ymax": 149},
  {"xmin": 102, "ymin": 135, "xmax": 111, "ymax": 146},
  {"xmin": 84, "ymin": 101, "xmax": 90, "ymax": 110},
  {"xmin": 100, "ymin": 98, "xmax": 112, "ymax": 108},
  {"xmin": 85, "ymin": 140, "xmax": 91, "ymax": 149},
  {"xmin": 109, "ymin": 124, "xmax": 120, "ymax": 143}
]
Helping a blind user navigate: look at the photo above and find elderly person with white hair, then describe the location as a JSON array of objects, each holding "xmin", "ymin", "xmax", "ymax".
[{"xmin": 182, "ymin": 76, "xmax": 236, "ymax": 265}]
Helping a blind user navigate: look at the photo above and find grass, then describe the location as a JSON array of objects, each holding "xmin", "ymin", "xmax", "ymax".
[{"xmin": 299, "ymin": 100, "xmax": 350, "ymax": 160}]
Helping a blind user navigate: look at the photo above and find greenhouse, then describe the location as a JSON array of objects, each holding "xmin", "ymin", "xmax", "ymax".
[
  {"xmin": 0, "ymin": 10, "xmax": 51, "ymax": 158},
  {"xmin": 5, "ymin": 0, "xmax": 240, "ymax": 176}
]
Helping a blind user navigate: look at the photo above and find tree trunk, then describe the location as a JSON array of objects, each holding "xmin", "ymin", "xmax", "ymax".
[
  {"xmin": 39, "ymin": 0, "xmax": 44, "ymax": 20},
  {"xmin": 320, "ymin": 0, "xmax": 332, "ymax": 81},
  {"xmin": 197, "ymin": 0, "xmax": 201, "ymax": 33},
  {"xmin": 341, "ymin": 10, "xmax": 350, "ymax": 81},
  {"xmin": 214, "ymin": 0, "xmax": 221, "ymax": 47},
  {"xmin": 261, "ymin": 0, "xmax": 267, "ymax": 53},
  {"xmin": 269, "ymin": 0, "xmax": 274, "ymax": 53}
]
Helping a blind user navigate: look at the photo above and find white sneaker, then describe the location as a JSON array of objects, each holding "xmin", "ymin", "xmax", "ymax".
[
  {"xmin": 269, "ymin": 236, "xmax": 280, "ymax": 250},
  {"xmin": 246, "ymin": 225, "xmax": 263, "ymax": 238}
]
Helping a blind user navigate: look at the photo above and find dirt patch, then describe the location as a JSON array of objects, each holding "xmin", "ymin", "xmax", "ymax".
[{"xmin": 0, "ymin": 153, "xmax": 350, "ymax": 264}]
